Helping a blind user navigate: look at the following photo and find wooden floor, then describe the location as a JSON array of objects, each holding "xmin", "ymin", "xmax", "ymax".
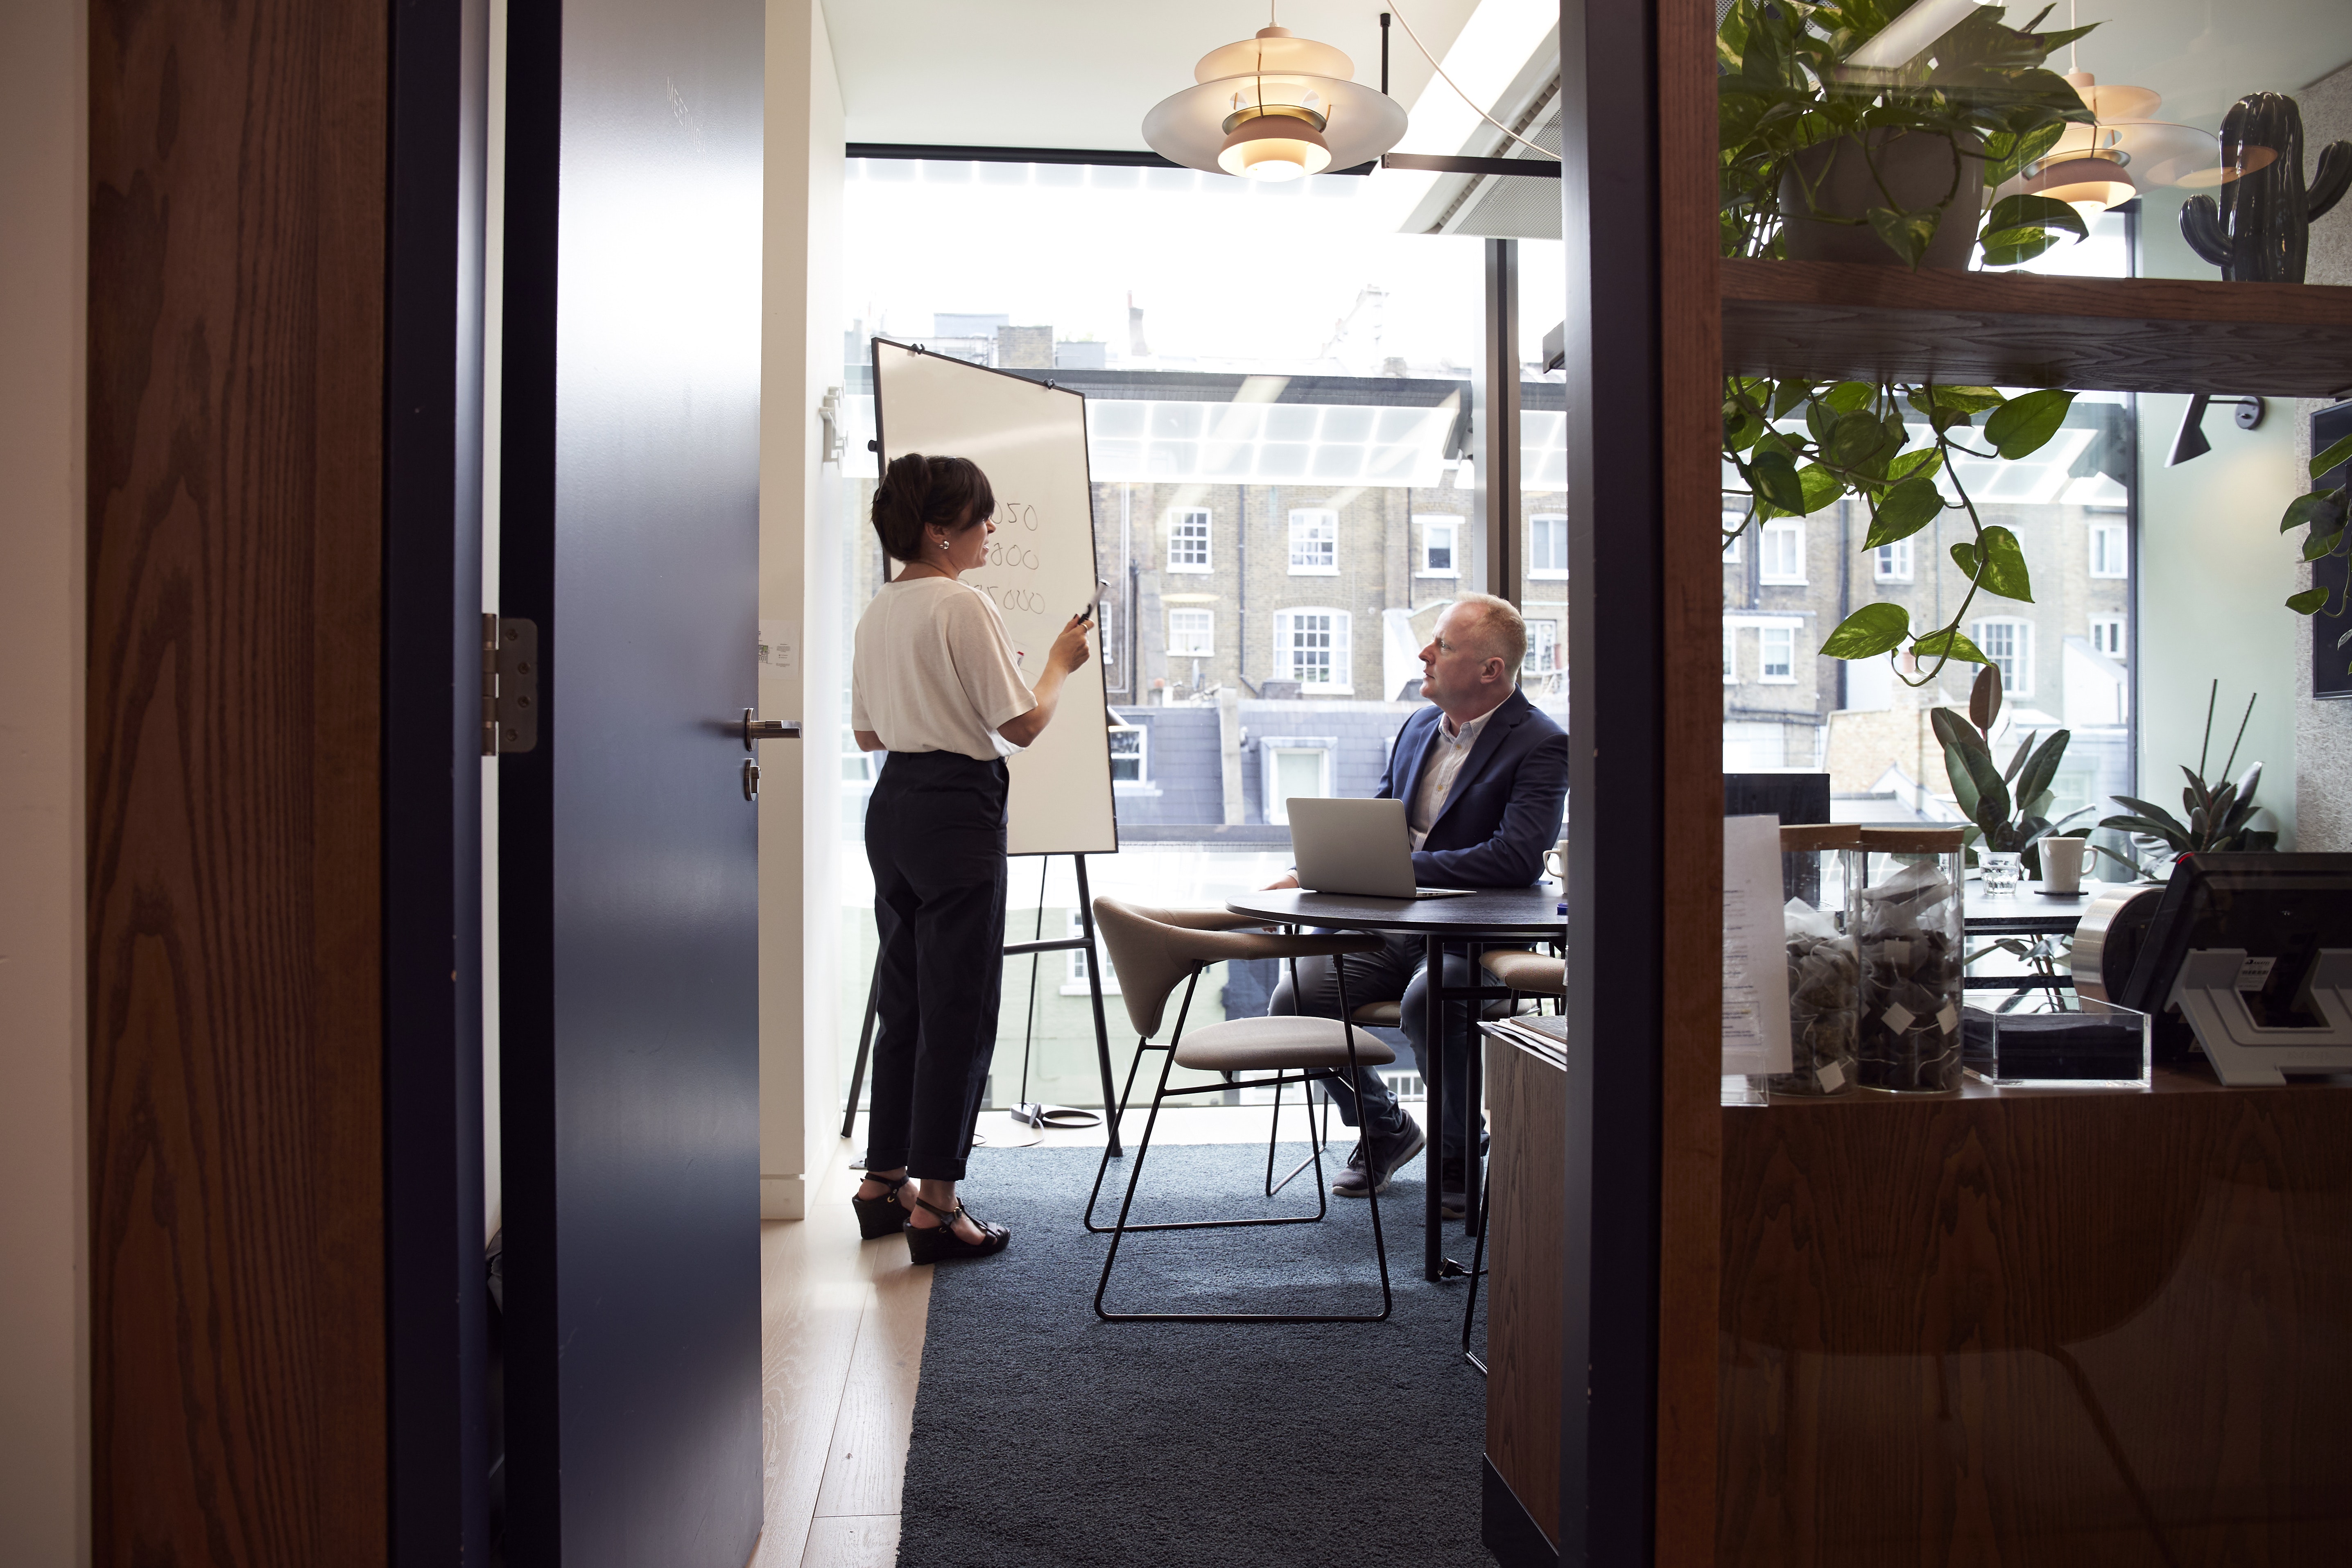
[{"xmin": 752, "ymin": 1105, "xmax": 1306, "ymax": 1567}]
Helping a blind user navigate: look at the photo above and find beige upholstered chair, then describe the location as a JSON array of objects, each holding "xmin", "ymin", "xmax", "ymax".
[
  {"xmin": 1481, "ymin": 948, "xmax": 1565, "ymax": 1005},
  {"xmin": 1086, "ymin": 897, "xmax": 1400, "ymax": 1324}
]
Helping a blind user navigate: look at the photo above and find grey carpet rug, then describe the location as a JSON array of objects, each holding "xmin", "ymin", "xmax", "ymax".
[{"xmin": 896, "ymin": 1141, "xmax": 1490, "ymax": 1567}]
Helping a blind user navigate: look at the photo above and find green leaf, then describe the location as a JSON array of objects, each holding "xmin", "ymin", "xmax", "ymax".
[
  {"xmin": 1950, "ymin": 540, "xmax": 1979, "ymax": 577},
  {"xmin": 1970, "ymin": 663, "xmax": 2002, "ymax": 735},
  {"xmin": 1825, "ymin": 409, "xmax": 1888, "ymax": 468},
  {"xmin": 1805, "ymin": 398, "xmax": 1839, "ymax": 445},
  {"xmin": 1865, "ymin": 477, "xmax": 1943, "ymax": 547},
  {"xmin": 1772, "ymin": 380, "xmax": 1813, "ymax": 420},
  {"xmin": 1984, "ymin": 389, "xmax": 2076, "ymax": 459},
  {"xmin": 2280, "ymin": 491, "xmax": 2343, "ymax": 533},
  {"xmin": 1821, "ymin": 380, "xmax": 1877, "ymax": 413},
  {"xmin": 2289, "ymin": 586, "xmax": 2331, "ymax": 614},
  {"xmin": 1934, "ymin": 387, "xmax": 2007, "ymax": 413},
  {"xmin": 1974, "ymin": 525, "xmax": 2035, "ymax": 602},
  {"xmin": 1888, "ymin": 447, "xmax": 1943, "ymax": 484},
  {"xmin": 2015, "ymin": 729, "xmax": 2072, "ymax": 812},
  {"xmin": 1913, "ymin": 627, "xmax": 1989, "ymax": 664},
  {"xmin": 1983, "ymin": 193, "xmax": 2089, "ymax": 243},
  {"xmin": 1867, "ymin": 206, "xmax": 1938, "ymax": 268},
  {"xmin": 1750, "ymin": 448, "xmax": 1806, "ymax": 514},
  {"xmin": 1795, "ymin": 463, "xmax": 1847, "ymax": 514},
  {"xmin": 2312, "ymin": 430, "xmax": 2352, "ymax": 482},
  {"xmin": 2304, "ymin": 528, "xmax": 2346, "ymax": 563},
  {"xmin": 1821, "ymin": 602, "xmax": 1911, "ymax": 660}
]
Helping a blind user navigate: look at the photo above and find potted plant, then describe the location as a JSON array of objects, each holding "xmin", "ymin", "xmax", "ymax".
[
  {"xmin": 1930, "ymin": 665, "xmax": 2099, "ymax": 883},
  {"xmin": 2100, "ymin": 681, "xmax": 2277, "ymax": 873}
]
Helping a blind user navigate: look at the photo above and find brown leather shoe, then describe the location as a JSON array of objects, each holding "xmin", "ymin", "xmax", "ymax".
[{"xmin": 1331, "ymin": 1115, "xmax": 1425, "ymax": 1198}]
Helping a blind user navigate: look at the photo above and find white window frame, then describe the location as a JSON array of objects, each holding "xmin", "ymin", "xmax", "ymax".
[
  {"xmin": 1273, "ymin": 607, "xmax": 1352, "ymax": 694},
  {"xmin": 1258, "ymin": 739, "xmax": 1335, "ymax": 827},
  {"xmin": 1874, "ymin": 538, "xmax": 1913, "ymax": 581},
  {"xmin": 1107, "ymin": 719, "xmax": 1147, "ymax": 785},
  {"xmin": 2089, "ymin": 519, "xmax": 2128, "ymax": 579},
  {"xmin": 1528, "ymin": 513, "xmax": 1568, "ymax": 579},
  {"xmin": 1167, "ymin": 507, "xmax": 1212, "ymax": 573},
  {"xmin": 1972, "ymin": 616, "xmax": 2033, "ymax": 697},
  {"xmin": 1523, "ymin": 620, "xmax": 1559, "ymax": 674},
  {"xmin": 1723, "ymin": 624, "xmax": 1738, "ymax": 684},
  {"xmin": 1166, "ymin": 606, "xmax": 1214, "ymax": 657},
  {"xmin": 1287, "ymin": 509, "xmax": 1338, "ymax": 575},
  {"xmin": 1417, "ymin": 515, "xmax": 1461, "ymax": 578},
  {"xmin": 2090, "ymin": 615, "xmax": 2126, "ymax": 660},
  {"xmin": 1721, "ymin": 496, "xmax": 1745, "ymax": 562},
  {"xmin": 1063, "ymin": 910, "xmax": 1122, "ymax": 996},
  {"xmin": 1759, "ymin": 519, "xmax": 1805, "ymax": 584},
  {"xmin": 1758, "ymin": 624, "xmax": 1797, "ymax": 683}
]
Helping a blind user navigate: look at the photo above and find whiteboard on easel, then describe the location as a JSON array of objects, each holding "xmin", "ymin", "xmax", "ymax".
[{"xmin": 871, "ymin": 338, "xmax": 1117, "ymax": 857}]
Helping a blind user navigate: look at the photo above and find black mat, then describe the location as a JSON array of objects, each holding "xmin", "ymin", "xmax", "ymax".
[{"xmin": 896, "ymin": 1142, "xmax": 1490, "ymax": 1567}]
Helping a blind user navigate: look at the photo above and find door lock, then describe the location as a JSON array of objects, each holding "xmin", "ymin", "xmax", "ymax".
[
  {"xmin": 740, "ymin": 707, "xmax": 801, "ymax": 750},
  {"xmin": 742, "ymin": 757, "xmax": 760, "ymax": 801}
]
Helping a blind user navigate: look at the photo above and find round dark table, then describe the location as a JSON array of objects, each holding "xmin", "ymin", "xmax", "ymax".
[{"xmin": 1225, "ymin": 885, "xmax": 1566, "ymax": 1282}]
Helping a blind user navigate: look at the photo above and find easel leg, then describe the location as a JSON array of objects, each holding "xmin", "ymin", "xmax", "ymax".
[
  {"xmin": 1074, "ymin": 854, "xmax": 1122, "ymax": 1157},
  {"xmin": 841, "ymin": 960, "xmax": 880, "ymax": 1141}
]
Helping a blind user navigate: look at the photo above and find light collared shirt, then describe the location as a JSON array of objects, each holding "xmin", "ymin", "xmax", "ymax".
[{"xmin": 1407, "ymin": 696, "xmax": 1507, "ymax": 850}]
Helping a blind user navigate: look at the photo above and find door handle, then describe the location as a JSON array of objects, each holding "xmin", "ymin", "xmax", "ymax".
[{"xmin": 739, "ymin": 708, "xmax": 802, "ymax": 749}]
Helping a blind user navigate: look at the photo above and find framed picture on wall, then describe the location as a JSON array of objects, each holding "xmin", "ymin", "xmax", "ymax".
[{"xmin": 2315, "ymin": 400, "xmax": 2352, "ymax": 700}]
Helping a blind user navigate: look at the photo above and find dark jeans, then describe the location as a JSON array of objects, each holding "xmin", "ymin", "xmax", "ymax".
[
  {"xmin": 864, "ymin": 749, "xmax": 1010, "ymax": 1181},
  {"xmin": 1266, "ymin": 933, "xmax": 1501, "ymax": 1165}
]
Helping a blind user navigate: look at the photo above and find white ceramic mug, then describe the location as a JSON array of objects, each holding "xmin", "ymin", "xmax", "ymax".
[
  {"xmin": 1545, "ymin": 837, "xmax": 1568, "ymax": 880},
  {"xmin": 2040, "ymin": 835, "xmax": 2090, "ymax": 894}
]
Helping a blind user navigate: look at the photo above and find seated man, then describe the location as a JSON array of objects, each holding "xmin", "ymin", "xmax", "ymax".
[{"xmin": 1265, "ymin": 592, "xmax": 1566, "ymax": 1218}]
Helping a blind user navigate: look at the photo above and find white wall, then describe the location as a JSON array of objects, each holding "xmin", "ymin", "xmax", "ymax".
[
  {"xmin": 759, "ymin": 0, "xmax": 846, "ymax": 1219},
  {"xmin": 0, "ymin": 1, "xmax": 90, "ymax": 1562}
]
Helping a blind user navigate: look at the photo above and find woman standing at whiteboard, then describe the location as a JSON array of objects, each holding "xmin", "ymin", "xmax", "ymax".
[{"xmin": 849, "ymin": 452, "xmax": 1092, "ymax": 1263}]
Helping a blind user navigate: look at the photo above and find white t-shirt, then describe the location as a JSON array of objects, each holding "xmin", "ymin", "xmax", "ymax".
[{"xmin": 850, "ymin": 576, "xmax": 1038, "ymax": 761}]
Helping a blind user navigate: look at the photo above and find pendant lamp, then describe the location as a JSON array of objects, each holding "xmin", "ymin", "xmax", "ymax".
[
  {"xmin": 1142, "ymin": 23, "xmax": 1407, "ymax": 182},
  {"xmin": 1996, "ymin": 72, "xmax": 2271, "ymax": 219}
]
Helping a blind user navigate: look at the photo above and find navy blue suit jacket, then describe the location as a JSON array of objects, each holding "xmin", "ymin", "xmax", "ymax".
[{"xmin": 1377, "ymin": 686, "xmax": 1568, "ymax": 888}]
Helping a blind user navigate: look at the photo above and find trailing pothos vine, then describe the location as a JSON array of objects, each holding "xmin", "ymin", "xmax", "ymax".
[{"xmin": 1719, "ymin": 0, "xmax": 2102, "ymax": 684}]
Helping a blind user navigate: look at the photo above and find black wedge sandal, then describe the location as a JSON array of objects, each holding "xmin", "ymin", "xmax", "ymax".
[
  {"xmin": 850, "ymin": 1174, "xmax": 912, "ymax": 1240},
  {"xmin": 904, "ymin": 1195, "xmax": 1011, "ymax": 1264}
]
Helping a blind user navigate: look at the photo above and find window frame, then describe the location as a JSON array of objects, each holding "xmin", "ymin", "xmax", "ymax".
[
  {"xmin": 1720, "ymin": 496, "xmax": 1745, "ymax": 563},
  {"xmin": 1063, "ymin": 910, "xmax": 1122, "ymax": 996},
  {"xmin": 1873, "ymin": 537, "xmax": 1913, "ymax": 582},
  {"xmin": 1523, "ymin": 618, "xmax": 1560, "ymax": 674},
  {"xmin": 1528, "ymin": 512, "xmax": 1568, "ymax": 579},
  {"xmin": 1167, "ymin": 507, "xmax": 1213, "ymax": 574},
  {"xmin": 1258, "ymin": 738, "xmax": 1336, "ymax": 826},
  {"xmin": 1758, "ymin": 624, "xmax": 1797, "ymax": 683},
  {"xmin": 1972, "ymin": 615, "xmax": 2034, "ymax": 697},
  {"xmin": 2090, "ymin": 615, "xmax": 2126, "ymax": 660},
  {"xmin": 1286, "ymin": 508, "xmax": 1339, "ymax": 576},
  {"xmin": 1107, "ymin": 719, "xmax": 1147, "ymax": 785},
  {"xmin": 2088, "ymin": 518, "xmax": 2128, "ymax": 579},
  {"xmin": 1273, "ymin": 606, "xmax": 1352, "ymax": 694},
  {"xmin": 1722, "ymin": 623, "xmax": 1738, "ymax": 685},
  {"xmin": 1416, "ymin": 515, "xmax": 1461, "ymax": 579},
  {"xmin": 1758, "ymin": 518, "xmax": 1805, "ymax": 585},
  {"xmin": 1166, "ymin": 606, "xmax": 1215, "ymax": 658}
]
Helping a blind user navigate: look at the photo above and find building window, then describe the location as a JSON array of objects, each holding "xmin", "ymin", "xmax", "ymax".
[
  {"xmin": 1723, "ymin": 624, "xmax": 1738, "ymax": 684},
  {"xmin": 1759, "ymin": 519, "xmax": 1805, "ymax": 584},
  {"xmin": 1167, "ymin": 606, "xmax": 1214, "ymax": 657},
  {"xmin": 1529, "ymin": 513, "xmax": 1567, "ymax": 579},
  {"xmin": 1759, "ymin": 624, "xmax": 1797, "ymax": 683},
  {"xmin": 1972, "ymin": 617, "xmax": 2033, "ymax": 697},
  {"xmin": 1063, "ymin": 910, "xmax": 1122, "ymax": 996},
  {"xmin": 1168, "ymin": 508, "xmax": 1212, "ymax": 572},
  {"xmin": 2090, "ymin": 616, "xmax": 2126, "ymax": 659},
  {"xmin": 1259, "ymin": 740, "xmax": 1335, "ymax": 826},
  {"xmin": 1523, "ymin": 620, "xmax": 1559, "ymax": 674},
  {"xmin": 2089, "ymin": 520, "xmax": 2128, "ymax": 578},
  {"xmin": 1418, "ymin": 516, "xmax": 1460, "ymax": 577},
  {"xmin": 1287, "ymin": 509, "xmax": 1338, "ymax": 574},
  {"xmin": 1274, "ymin": 608, "xmax": 1351, "ymax": 692},
  {"xmin": 1874, "ymin": 538, "xmax": 1913, "ymax": 581},
  {"xmin": 1108, "ymin": 721, "xmax": 1146, "ymax": 783},
  {"xmin": 1721, "ymin": 496, "xmax": 1744, "ymax": 563}
]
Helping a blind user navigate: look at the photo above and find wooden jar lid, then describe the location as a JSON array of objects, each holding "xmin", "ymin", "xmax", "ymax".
[
  {"xmin": 1858, "ymin": 825, "xmax": 1966, "ymax": 852},
  {"xmin": 1779, "ymin": 824, "xmax": 1863, "ymax": 852}
]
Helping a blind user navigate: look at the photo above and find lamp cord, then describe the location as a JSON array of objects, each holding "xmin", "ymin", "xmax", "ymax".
[{"xmin": 1384, "ymin": 0, "xmax": 1561, "ymax": 161}]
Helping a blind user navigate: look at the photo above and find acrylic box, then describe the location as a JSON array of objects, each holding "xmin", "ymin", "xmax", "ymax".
[{"xmin": 1962, "ymin": 992, "xmax": 2153, "ymax": 1088}]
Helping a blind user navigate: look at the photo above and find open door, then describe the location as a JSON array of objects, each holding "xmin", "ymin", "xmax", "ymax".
[{"xmin": 495, "ymin": 0, "xmax": 767, "ymax": 1561}]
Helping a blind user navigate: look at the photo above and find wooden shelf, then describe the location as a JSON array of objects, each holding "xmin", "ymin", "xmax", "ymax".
[{"xmin": 1723, "ymin": 258, "xmax": 2352, "ymax": 398}]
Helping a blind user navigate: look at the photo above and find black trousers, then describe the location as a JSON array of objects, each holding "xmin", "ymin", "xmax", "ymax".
[{"xmin": 864, "ymin": 749, "xmax": 1010, "ymax": 1181}]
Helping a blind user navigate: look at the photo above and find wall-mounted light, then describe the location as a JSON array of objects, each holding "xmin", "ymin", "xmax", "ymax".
[
  {"xmin": 1142, "ymin": 20, "xmax": 1406, "ymax": 182},
  {"xmin": 2166, "ymin": 394, "xmax": 2266, "ymax": 466}
]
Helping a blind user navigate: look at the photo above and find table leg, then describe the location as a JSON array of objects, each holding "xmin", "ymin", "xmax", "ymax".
[{"xmin": 1424, "ymin": 934, "xmax": 1445, "ymax": 1282}]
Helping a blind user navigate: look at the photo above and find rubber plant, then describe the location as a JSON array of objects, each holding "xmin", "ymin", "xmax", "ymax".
[
  {"xmin": 2281, "ymin": 428, "xmax": 2352, "ymax": 618},
  {"xmin": 1930, "ymin": 664, "xmax": 2099, "ymax": 872},
  {"xmin": 2099, "ymin": 680, "xmax": 2278, "ymax": 858},
  {"xmin": 1719, "ymin": 0, "xmax": 2106, "ymax": 686}
]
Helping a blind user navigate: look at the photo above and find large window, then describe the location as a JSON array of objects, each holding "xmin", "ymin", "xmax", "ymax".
[
  {"xmin": 1169, "ymin": 508, "xmax": 1212, "ymax": 572},
  {"xmin": 1288, "ymin": 509, "xmax": 1337, "ymax": 574},
  {"xmin": 1973, "ymin": 617, "xmax": 2033, "ymax": 697},
  {"xmin": 1529, "ymin": 513, "xmax": 1567, "ymax": 578},
  {"xmin": 1275, "ymin": 608, "xmax": 1350, "ymax": 692},
  {"xmin": 1167, "ymin": 606, "xmax": 1214, "ymax": 656}
]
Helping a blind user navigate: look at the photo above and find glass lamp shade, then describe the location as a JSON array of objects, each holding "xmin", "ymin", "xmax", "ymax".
[
  {"xmin": 1217, "ymin": 115, "xmax": 1332, "ymax": 180},
  {"xmin": 2021, "ymin": 154, "xmax": 2138, "ymax": 219},
  {"xmin": 1143, "ymin": 26, "xmax": 1406, "ymax": 178}
]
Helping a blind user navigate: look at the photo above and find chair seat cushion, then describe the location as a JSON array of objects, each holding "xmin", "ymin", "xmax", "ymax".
[
  {"xmin": 1482, "ymin": 949, "xmax": 1565, "ymax": 994},
  {"xmin": 1350, "ymin": 1000, "xmax": 1403, "ymax": 1026},
  {"xmin": 1171, "ymin": 1016, "xmax": 1399, "ymax": 1072}
]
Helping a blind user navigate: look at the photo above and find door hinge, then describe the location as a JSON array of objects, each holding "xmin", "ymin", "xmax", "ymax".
[{"xmin": 482, "ymin": 613, "xmax": 540, "ymax": 756}]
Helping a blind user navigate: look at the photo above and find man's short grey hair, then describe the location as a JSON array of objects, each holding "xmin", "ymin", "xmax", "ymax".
[{"xmin": 1446, "ymin": 593, "xmax": 1528, "ymax": 680}]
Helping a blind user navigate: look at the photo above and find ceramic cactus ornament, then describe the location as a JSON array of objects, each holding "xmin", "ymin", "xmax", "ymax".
[{"xmin": 2180, "ymin": 92, "xmax": 2352, "ymax": 283}]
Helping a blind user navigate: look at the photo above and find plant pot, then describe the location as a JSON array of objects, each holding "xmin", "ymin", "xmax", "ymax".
[{"xmin": 1779, "ymin": 129, "xmax": 1984, "ymax": 269}]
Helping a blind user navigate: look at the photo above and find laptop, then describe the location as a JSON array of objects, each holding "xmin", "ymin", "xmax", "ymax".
[{"xmin": 1287, "ymin": 798, "xmax": 1474, "ymax": 900}]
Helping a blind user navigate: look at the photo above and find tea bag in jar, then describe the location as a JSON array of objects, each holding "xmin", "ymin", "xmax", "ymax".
[
  {"xmin": 1772, "ymin": 824, "xmax": 1861, "ymax": 1097},
  {"xmin": 1854, "ymin": 827, "xmax": 1968, "ymax": 1093}
]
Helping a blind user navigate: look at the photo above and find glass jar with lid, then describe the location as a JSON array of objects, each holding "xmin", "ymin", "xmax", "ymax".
[
  {"xmin": 1854, "ymin": 826, "xmax": 1968, "ymax": 1093},
  {"xmin": 1774, "ymin": 824, "xmax": 1861, "ymax": 1097}
]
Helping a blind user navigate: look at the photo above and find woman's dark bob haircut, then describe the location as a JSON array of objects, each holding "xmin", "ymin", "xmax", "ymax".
[{"xmin": 872, "ymin": 453, "xmax": 995, "ymax": 564}]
